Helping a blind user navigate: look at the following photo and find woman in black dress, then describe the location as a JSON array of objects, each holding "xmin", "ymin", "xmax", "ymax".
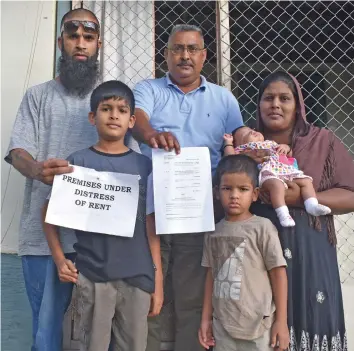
[{"xmin": 250, "ymin": 71, "xmax": 354, "ymax": 350}]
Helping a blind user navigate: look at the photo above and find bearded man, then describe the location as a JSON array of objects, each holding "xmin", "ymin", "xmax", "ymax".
[{"xmin": 5, "ymin": 8, "xmax": 103, "ymax": 351}]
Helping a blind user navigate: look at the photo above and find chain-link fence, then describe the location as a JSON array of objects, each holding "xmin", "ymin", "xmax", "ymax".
[
  {"xmin": 79, "ymin": 0, "xmax": 354, "ymax": 280},
  {"xmin": 215, "ymin": 0, "xmax": 354, "ymax": 284},
  {"xmin": 66, "ymin": 0, "xmax": 354, "ymax": 348}
]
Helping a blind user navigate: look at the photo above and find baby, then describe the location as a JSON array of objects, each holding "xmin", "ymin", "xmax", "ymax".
[{"xmin": 223, "ymin": 126, "xmax": 331, "ymax": 227}]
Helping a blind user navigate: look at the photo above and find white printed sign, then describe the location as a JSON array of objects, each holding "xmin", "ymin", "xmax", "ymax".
[
  {"xmin": 152, "ymin": 147, "xmax": 215, "ymax": 235},
  {"xmin": 45, "ymin": 165, "xmax": 139, "ymax": 237}
]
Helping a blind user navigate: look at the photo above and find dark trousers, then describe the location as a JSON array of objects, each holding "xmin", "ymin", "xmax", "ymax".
[{"xmin": 146, "ymin": 233, "xmax": 207, "ymax": 351}]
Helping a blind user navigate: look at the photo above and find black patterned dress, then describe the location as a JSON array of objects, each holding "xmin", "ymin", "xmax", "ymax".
[{"xmin": 251, "ymin": 202, "xmax": 347, "ymax": 351}]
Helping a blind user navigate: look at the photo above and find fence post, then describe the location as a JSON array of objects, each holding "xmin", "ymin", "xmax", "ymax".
[{"xmin": 216, "ymin": 0, "xmax": 231, "ymax": 90}]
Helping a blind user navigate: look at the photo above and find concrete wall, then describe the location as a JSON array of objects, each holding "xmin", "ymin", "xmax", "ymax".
[
  {"xmin": 335, "ymin": 215, "xmax": 354, "ymax": 349},
  {"xmin": 1, "ymin": 0, "xmax": 56, "ymax": 253},
  {"xmin": 343, "ymin": 285, "xmax": 354, "ymax": 348}
]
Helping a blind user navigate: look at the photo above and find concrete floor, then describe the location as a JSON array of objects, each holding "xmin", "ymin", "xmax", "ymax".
[
  {"xmin": 1, "ymin": 253, "xmax": 353, "ymax": 350},
  {"xmin": 1, "ymin": 254, "xmax": 32, "ymax": 351}
]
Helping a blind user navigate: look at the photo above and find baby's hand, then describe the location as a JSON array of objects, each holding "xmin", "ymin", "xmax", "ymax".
[
  {"xmin": 238, "ymin": 148, "xmax": 269, "ymax": 164},
  {"xmin": 223, "ymin": 133, "xmax": 234, "ymax": 144},
  {"xmin": 276, "ymin": 144, "xmax": 291, "ymax": 155}
]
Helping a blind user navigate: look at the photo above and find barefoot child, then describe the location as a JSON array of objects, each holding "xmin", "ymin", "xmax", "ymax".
[
  {"xmin": 42, "ymin": 81, "xmax": 163, "ymax": 351},
  {"xmin": 199, "ymin": 155, "xmax": 289, "ymax": 351},
  {"xmin": 223, "ymin": 126, "xmax": 331, "ymax": 227}
]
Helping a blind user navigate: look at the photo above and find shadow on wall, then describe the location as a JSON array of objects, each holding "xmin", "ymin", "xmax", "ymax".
[{"xmin": 1, "ymin": 254, "xmax": 32, "ymax": 351}]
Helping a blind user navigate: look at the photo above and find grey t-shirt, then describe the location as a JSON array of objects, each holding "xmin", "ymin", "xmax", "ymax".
[
  {"xmin": 202, "ymin": 216, "xmax": 287, "ymax": 340},
  {"xmin": 67, "ymin": 147, "xmax": 155, "ymax": 293},
  {"xmin": 5, "ymin": 80, "xmax": 139, "ymax": 256}
]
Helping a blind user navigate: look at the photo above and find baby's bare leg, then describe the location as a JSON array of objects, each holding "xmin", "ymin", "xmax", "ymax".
[
  {"xmin": 293, "ymin": 178, "xmax": 316, "ymax": 200},
  {"xmin": 262, "ymin": 178, "xmax": 286, "ymax": 209},
  {"xmin": 293, "ymin": 177, "xmax": 331, "ymax": 216},
  {"xmin": 262, "ymin": 178, "xmax": 295, "ymax": 227}
]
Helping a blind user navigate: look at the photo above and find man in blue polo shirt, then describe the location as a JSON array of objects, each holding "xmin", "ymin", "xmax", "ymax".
[{"xmin": 132, "ymin": 24, "xmax": 244, "ymax": 351}]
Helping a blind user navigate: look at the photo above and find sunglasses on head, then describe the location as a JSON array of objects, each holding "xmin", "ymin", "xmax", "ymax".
[{"xmin": 61, "ymin": 20, "xmax": 100, "ymax": 35}]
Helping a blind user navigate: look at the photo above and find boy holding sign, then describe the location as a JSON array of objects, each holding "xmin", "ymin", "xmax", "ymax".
[{"xmin": 42, "ymin": 81, "xmax": 162, "ymax": 351}]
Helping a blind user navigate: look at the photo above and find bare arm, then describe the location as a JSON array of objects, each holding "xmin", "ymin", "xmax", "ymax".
[
  {"xmin": 146, "ymin": 213, "xmax": 162, "ymax": 277},
  {"xmin": 317, "ymin": 188, "xmax": 354, "ymax": 215},
  {"xmin": 222, "ymin": 134, "xmax": 235, "ymax": 156},
  {"xmin": 269, "ymin": 266, "xmax": 287, "ymax": 325},
  {"xmin": 283, "ymin": 183, "xmax": 354, "ymax": 214},
  {"xmin": 11, "ymin": 148, "xmax": 44, "ymax": 179},
  {"xmin": 223, "ymin": 145, "xmax": 235, "ymax": 156},
  {"xmin": 146, "ymin": 213, "xmax": 164, "ymax": 316},
  {"xmin": 306, "ymin": 134, "xmax": 354, "ymax": 214},
  {"xmin": 11, "ymin": 148, "xmax": 73, "ymax": 185},
  {"xmin": 131, "ymin": 108, "xmax": 157, "ymax": 143},
  {"xmin": 275, "ymin": 144, "xmax": 291, "ymax": 155},
  {"xmin": 269, "ymin": 266, "xmax": 289, "ymax": 350},
  {"xmin": 235, "ymin": 148, "xmax": 270, "ymax": 164},
  {"xmin": 42, "ymin": 201, "xmax": 64, "ymax": 264},
  {"xmin": 42, "ymin": 201, "xmax": 78, "ymax": 283},
  {"xmin": 201, "ymin": 268, "xmax": 213, "ymax": 321},
  {"xmin": 132, "ymin": 108, "xmax": 180, "ymax": 153},
  {"xmin": 198, "ymin": 268, "xmax": 215, "ymax": 349},
  {"xmin": 280, "ymin": 133, "xmax": 353, "ymax": 213}
]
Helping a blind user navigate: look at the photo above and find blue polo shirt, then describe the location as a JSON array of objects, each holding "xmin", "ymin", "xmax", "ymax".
[{"xmin": 133, "ymin": 74, "xmax": 244, "ymax": 173}]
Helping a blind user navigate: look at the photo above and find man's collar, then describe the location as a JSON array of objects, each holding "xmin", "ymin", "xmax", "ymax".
[{"xmin": 166, "ymin": 73, "xmax": 207, "ymax": 92}]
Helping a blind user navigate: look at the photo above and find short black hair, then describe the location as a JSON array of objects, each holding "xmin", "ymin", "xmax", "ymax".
[
  {"xmin": 231, "ymin": 125, "xmax": 247, "ymax": 137},
  {"xmin": 214, "ymin": 155, "xmax": 259, "ymax": 188},
  {"xmin": 60, "ymin": 8, "xmax": 99, "ymax": 29},
  {"xmin": 90, "ymin": 81, "xmax": 135, "ymax": 113}
]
